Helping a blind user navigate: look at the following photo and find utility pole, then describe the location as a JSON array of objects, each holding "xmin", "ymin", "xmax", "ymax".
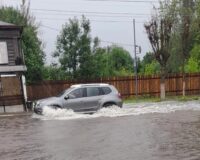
[{"xmin": 133, "ymin": 19, "xmax": 138, "ymax": 97}]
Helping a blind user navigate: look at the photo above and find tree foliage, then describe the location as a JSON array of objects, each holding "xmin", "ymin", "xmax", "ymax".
[
  {"xmin": 144, "ymin": 1, "xmax": 175, "ymax": 99},
  {"xmin": 185, "ymin": 44, "xmax": 200, "ymax": 72},
  {"xmin": 43, "ymin": 65, "xmax": 68, "ymax": 80},
  {"xmin": 54, "ymin": 16, "xmax": 95, "ymax": 79},
  {"xmin": 142, "ymin": 0, "xmax": 200, "ymax": 98},
  {"xmin": 54, "ymin": 17, "xmax": 133, "ymax": 79},
  {"xmin": 0, "ymin": 2, "xmax": 45, "ymax": 83},
  {"xmin": 109, "ymin": 46, "xmax": 133, "ymax": 76},
  {"xmin": 144, "ymin": 13, "xmax": 173, "ymax": 73}
]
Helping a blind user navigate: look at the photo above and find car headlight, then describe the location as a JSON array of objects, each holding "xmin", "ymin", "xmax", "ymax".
[{"xmin": 34, "ymin": 101, "xmax": 41, "ymax": 108}]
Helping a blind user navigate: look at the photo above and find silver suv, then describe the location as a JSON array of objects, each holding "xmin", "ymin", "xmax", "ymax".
[{"xmin": 34, "ymin": 83, "xmax": 123, "ymax": 114}]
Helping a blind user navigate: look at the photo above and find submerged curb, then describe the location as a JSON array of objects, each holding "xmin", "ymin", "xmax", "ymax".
[{"xmin": 0, "ymin": 112, "xmax": 32, "ymax": 117}]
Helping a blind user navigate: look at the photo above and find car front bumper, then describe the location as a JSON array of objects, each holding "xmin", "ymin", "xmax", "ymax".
[{"xmin": 34, "ymin": 107, "xmax": 43, "ymax": 115}]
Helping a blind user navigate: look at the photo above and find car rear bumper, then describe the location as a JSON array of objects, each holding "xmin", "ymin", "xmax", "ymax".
[{"xmin": 117, "ymin": 101, "xmax": 123, "ymax": 108}]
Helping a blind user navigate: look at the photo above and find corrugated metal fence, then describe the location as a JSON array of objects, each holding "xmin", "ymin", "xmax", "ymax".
[{"xmin": 27, "ymin": 73, "xmax": 200, "ymax": 101}]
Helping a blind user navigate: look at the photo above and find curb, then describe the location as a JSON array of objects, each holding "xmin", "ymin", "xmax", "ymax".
[{"xmin": 0, "ymin": 112, "xmax": 33, "ymax": 118}]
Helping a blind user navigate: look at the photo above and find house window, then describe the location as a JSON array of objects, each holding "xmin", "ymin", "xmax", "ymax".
[{"xmin": 0, "ymin": 42, "xmax": 8, "ymax": 64}]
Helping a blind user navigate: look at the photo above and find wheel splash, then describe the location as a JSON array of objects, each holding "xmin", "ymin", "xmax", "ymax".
[{"xmin": 32, "ymin": 101, "xmax": 200, "ymax": 121}]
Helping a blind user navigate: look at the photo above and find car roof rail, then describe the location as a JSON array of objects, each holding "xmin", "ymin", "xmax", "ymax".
[{"xmin": 71, "ymin": 83, "xmax": 109, "ymax": 88}]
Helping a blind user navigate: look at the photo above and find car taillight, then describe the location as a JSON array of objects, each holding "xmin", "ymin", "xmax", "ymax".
[{"xmin": 118, "ymin": 93, "xmax": 122, "ymax": 98}]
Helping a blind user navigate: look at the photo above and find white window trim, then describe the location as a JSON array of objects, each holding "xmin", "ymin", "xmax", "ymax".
[{"xmin": 0, "ymin": 41, "xmax": 8, "ymax": 64}]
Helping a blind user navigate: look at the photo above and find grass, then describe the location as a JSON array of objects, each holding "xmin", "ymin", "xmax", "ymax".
[{"xmin": 124, "ymin": 95, "xmax": 200, "ymax": 104}]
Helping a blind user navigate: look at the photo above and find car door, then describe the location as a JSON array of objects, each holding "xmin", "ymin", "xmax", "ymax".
[
  {"xmin": 63, "ymin": 88, "xmax": 86, "ymax": 112},
  {"xmin": 84, "ymin": 87, "xmax": 104, "ymax": 111}
]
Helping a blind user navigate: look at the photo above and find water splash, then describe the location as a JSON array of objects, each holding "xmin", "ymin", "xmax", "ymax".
[{"xmin": 32, "ymin": 101, "xmax": 200, "ymax": 120}]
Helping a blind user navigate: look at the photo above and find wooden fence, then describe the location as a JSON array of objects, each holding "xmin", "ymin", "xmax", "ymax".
[{"xmin": 26, "ymin": 73, "xmax": 200, "ymax": 101}]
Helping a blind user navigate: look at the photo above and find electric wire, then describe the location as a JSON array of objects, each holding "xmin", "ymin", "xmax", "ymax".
[
  {"xmin": 31, "ymin": 8, "xmax": 153, "ymax": 16},
  {"xmin": 32, "ymin": 11, "xmax": 150, "ymax": 18},
  {"xmin": 38, "ymin": 18, "xmax": 146, "ymax": 23},
  {"xmin": 40, "ymin": 24, "xmax": 134, "ymax": 47},
  {"xmin": 82, "ymin": 0, "xmax": 159, "ymax": 3}
]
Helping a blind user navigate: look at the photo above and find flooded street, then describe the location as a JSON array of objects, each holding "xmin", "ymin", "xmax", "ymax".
[{"xmin": 1, "ymin": 101, "xmax": 200, "ymax": 160}]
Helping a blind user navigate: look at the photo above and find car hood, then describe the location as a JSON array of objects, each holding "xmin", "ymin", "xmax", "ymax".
[{"xmin": 37, "ymin": 97, "xmax": 59, "ymax": 106}]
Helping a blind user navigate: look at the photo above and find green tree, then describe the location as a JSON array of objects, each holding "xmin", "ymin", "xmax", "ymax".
[
  {"xmin": 143, "ymin": 61, "xmax": 160, "ymax": 75},
  {"xmin": 139, "ymin": 52, "xmax": 160, "ymax": 75},
  {"xmin": 90, "ymin": 45, "xmax": 133, "ymax": 78},
  {"xmin": 0, "ymin": 2, "xmax": 45, "ymax": 83},
  {"xmin": 139, "ymin": 52, "xmax": 160, "ymax": 74},
  {"xmin": 166, "ymin": 34, "xmax": 182, "ymax": 73},
  {"xmin": 185, "ymin": 58, "xmax": 199, "ymax": 72},
  {"xmin": 54, "ymin": 17, "xmax": 134, "ymax": 79},
  {"xmin": 54, "ymin": 16, "xmax": 95, "ymax": 79},
  {"xmin": 43, "ymin": 65, "xmax": 68, "ymax": 80},
  {"xmin": 108, "ymin": 46, "xmax": 133, "ymax": 76},
  {"xmin": 145, "ymin": 0, "xmax": 175, "ymax": 100},
  {"xmin": 78, "ymin": 17, "xmax": 94, "ymax": 79},
  {"xmin": 163, "ymin": 0, "xmax": 196, "ymax": 95},
  {"xmin": 179, "ymin": 0, "xmax": 195, "ymax": 96},
  {"xmin": 141, "ymin": 52, "xmax": 154, "ymax": 65},
  {"xmin": 185, "ymin": 44, "xmax": 200, "ymax": 72},
  {"xmin": 92, "ymin": 47, "xmax": 111, "ymax": 78},
  {"xmin": 54, "ymin": 18, "xmax": 80, "ymax": 78}
]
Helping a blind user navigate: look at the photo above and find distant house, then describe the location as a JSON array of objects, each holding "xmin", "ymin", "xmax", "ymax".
[
  {"xmin": 0, "ymin": 21, "xmax": 27, "ymax": 112},
  {"xmin": 0, "ymin": 21, "xmax": 26, "ymax": 71}
]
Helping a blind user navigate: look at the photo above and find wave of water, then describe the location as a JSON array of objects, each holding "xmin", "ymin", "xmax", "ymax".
[{"xmin": 32, "ymin": 100, "xmax": 200, "ymax": 120}]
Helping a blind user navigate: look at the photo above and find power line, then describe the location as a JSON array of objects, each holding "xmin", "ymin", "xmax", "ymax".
[
  {"xmin": 32, "ymin": 8, "xmax": 192, "ymax": 18},
  {"xmin": 33, "ymin": 11, "xmax": 149, "ymax": 18},
  {"xmin": 83, "ymin": 0, "xmax": 159, "ymax": 3},
  {"xmin": 40, "ymin": 25, "xmax": 134, "ymax": 47},
  {"xmin": 31, "ymin": 8, "xmax": 151, "ymax": 16},
  {"xmin": 101, "ymin": 40, "xmax": 134, "ymax": 46},
  {"xmin": 38, "ymin": 17, "xmax": 146, "ymax": 23},
  {"xmin": 41, "ymin": 25, "xmax": 60, "ymax": 31}
]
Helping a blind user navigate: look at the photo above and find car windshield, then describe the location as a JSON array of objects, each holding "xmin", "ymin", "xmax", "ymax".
[{"xmin": 56, "ymin": 88, "xmax": 74, "ymax": 97}]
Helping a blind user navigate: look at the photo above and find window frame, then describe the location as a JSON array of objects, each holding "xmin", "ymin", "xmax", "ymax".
[
  {"xmin": 0, "ymin": 41, "xmax": 9, "ymax": 64},
  {"xmin": 68, "ymin": 88, "xmax": 86, "ymax": 99},
  {"xmin": 86, "ymin": 87, "xmax": 103, "ymax": 97},
  {"xmin": 101, "ymin": 87, "xmax": 112, "ymax": 95}
]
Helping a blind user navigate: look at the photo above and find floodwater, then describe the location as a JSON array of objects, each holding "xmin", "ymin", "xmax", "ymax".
[{"xmin": 1, "ymin": 101, "xmax": 200, "ymax": 160}]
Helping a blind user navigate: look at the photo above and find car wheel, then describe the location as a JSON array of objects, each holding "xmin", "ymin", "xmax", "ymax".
[
  {"xmin": 49, "ymin": 105, "xmax": 62, "ymax": 110},
  {"xmin": 103, "ymin": 102, "xmax": 116, "ymax": 108}
]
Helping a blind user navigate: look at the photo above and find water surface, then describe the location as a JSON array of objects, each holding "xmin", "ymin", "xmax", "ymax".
[{"xmin": 1, "ymin": 101, "xmax": 200, "ymax": 160}]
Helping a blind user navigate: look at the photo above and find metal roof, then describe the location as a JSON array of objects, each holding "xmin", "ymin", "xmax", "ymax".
[
  {"xmin": 0, "ymin": 21, "xmax": 22, "ymax": 31},
  {"xmin": 0, "ymin": 21, "xmax": 15, "ymax": 26}
]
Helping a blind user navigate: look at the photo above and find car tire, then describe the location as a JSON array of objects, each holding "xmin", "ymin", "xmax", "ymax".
[
  {"xmin": 49, "ymin": 105, "xmax": 62, "ymax": 110},
  {"xmin": 103, "ymin": 102, "xmax": 116, "ymax": 108}
]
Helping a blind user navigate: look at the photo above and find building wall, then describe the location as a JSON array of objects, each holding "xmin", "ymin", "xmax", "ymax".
[{"xmin": 0, "ymin": 29, "xmax": 22, "ymax": 66}]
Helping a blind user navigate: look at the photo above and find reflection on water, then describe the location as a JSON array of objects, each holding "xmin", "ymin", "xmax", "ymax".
[{"xmin": 0, "ymin": 101, "xmax": 200, "ymax": 160}]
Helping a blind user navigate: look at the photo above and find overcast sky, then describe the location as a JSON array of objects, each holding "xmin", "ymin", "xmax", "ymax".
[{"xmin": 0, "ymin": 0, "xmax": 159, "ymax": 64}]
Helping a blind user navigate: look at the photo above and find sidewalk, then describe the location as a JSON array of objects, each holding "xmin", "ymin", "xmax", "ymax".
[
  {"xmin": 0, "ymin": 105, "xmax": 33, "ymax": 117},
  {"xmin": 0, "ymin": 112, "xmax": 32, "ymax": 117}
]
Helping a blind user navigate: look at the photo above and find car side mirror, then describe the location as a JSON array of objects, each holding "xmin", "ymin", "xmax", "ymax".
[
  {"xmin": 65, "ymin": 94, "xmax": 75, "ymax": 100},
  {"xmin": 64, "ymin": 95, "xmax": 69, "ymax": 100}
]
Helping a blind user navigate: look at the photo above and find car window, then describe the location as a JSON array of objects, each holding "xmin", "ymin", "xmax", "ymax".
[
  {"xmin": 57, "ymin": 90, "xmax": 66, "ymax": 97},
  {"xmin": 101, "ymin": 87, "xmax": 112, "ymax": 95},
  {"xmin": 87, "ymin": 87, "xmax": 101, "ymax": 97},
  {"xmin": 69, "ymin": 88, "xmax": 85, "ymax": 99},
  {"xmin": 56, "ymin": 88, "xmax": 74, "ymax": 97}
]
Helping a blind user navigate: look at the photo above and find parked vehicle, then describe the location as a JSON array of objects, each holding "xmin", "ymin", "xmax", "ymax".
[{"xmin": 34, "ymin": 83, "xmax": 123, "ymax": 114}]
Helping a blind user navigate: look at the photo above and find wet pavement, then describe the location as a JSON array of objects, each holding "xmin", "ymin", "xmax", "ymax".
[{"xmin": 1, "ymin": 101, "xmax": 200, "ymax": 160}]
